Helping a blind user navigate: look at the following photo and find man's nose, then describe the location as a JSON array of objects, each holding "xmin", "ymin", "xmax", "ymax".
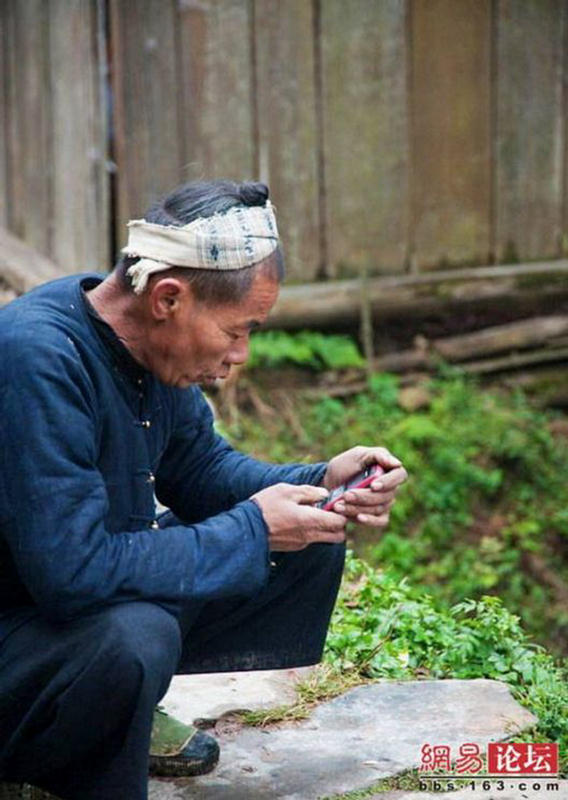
[{"xmin": 228, "ymin": 338, "xmax": 249, "ymax": 364}]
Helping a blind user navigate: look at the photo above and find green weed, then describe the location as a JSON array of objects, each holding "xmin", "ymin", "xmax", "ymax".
[{"xmin": 248, "ymin": 330, "xmax": 365, "ymax": 371}]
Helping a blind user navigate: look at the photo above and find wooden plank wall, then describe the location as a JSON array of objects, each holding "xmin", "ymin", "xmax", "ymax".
[
  {"xmin": 1, "ymin": 0, "xmax": 109, "ymax": 273},
  {"xmin": 1, "ymin": 0, "xmax": 568, "ymax": 284}
]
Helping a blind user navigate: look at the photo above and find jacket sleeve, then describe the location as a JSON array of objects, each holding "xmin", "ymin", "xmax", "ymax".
[
  {"xmin": 154, "ymin": 387, "xmax": 328, "ymax": 524},
  {"xmin": 0, "ymin": 332, "xmax": 270, "ymax": 622}
]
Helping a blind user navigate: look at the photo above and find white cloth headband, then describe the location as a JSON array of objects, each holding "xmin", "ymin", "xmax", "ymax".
[{"xmin": 122, "ymin": 201, "xmax": 279, "ymax": 294}]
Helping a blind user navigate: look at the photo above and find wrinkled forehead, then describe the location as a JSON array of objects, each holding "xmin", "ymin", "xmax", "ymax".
[{"xmin": 218, "ymin": 269, "xmax": 280, "ymax": 326}]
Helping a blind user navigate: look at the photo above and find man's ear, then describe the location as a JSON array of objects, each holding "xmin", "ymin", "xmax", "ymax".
[{"xmin": 148, "ymin": 277, "xmax": 193, "ymax": 321}]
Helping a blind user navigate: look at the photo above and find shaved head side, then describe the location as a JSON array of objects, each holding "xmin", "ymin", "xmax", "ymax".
[{"xmin": 118, "ymin": 248, "xmax": 284, "ymax": 308}]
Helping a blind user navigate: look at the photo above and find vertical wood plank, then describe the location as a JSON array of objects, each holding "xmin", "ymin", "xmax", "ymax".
[
  {"xmin": 563, "ymin": 1, "xmax": 568, "ymax": 255},
  {"xmin": 177, "ymin": 0, "xmax": 254, "ymax": 182},
  {"xmin": 0, "ymin": 5, "xmax": 7, "ymax": 228},
  {"xmin": 496, "ymin": 0, "xmax": 564, "ymax": 262},
  {"xmin": 4, "ymin": 0, "xmax": 52, "ymax": 256},
  {"xmin": 254, "ymin": 0, "xmax": 319, "ymax": 281},
  {"xmin": 49, "ymin": 0, "xmax": 109, "ymax": 272},
  {"xmin": 411, "ymin": 0, "xmax": 492, "ymax": 270},
  {"xmin": 110, "ymin": 0, "xmax": 182, "ymax": 243},
  {"xmin": 321, "ymin": 0, "xmax": 409, "ymax": 278}
]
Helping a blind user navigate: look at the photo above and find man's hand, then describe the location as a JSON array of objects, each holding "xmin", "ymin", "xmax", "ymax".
[
  {"xmin": 322, "ymin": 446, "xmax": 407, "ymax": 528},
  {"xmin": 251, "ymin": 483, "xmax": 347, "ymax": 552}
]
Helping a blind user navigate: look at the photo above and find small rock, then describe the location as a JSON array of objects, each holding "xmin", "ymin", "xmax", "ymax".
[{"xmin": 398, "ymin": 385, "xmax": 432, "ymax": 411}]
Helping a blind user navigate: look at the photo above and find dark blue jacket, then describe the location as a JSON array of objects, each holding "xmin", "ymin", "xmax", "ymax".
[{"xmin": 0, "ymin": 275, "xmax": 326, "ymax": 633}]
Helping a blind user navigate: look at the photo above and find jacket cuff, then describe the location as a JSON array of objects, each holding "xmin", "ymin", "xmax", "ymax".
[{"xmin": 240, "ymin": 498, "xmax": 272, "ymax": 579}]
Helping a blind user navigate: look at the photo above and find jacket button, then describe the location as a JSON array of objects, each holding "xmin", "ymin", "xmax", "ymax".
[
  {"xmin": 147, "ymin": 472, "xmax": 155, "ymax": 483},
  {"xmin": 143, "ymin": 420, "xmax": 151, "ymax": 428},
  {"xmin": 150, "ymin": 520, "xmax": 159, "ymax": 530}
]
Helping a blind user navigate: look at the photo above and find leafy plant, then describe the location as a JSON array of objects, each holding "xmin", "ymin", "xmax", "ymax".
[{"xmin": 248, "ymin": 330, "xmax": 365, "ymax": 371}]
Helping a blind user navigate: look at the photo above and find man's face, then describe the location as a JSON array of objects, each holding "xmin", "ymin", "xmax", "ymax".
[{"xmin": 144, "ymin": 269, "xmax": 279, "ymax": 388}]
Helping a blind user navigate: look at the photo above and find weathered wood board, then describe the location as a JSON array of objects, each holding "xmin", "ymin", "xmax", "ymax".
[
  {"xmin": 321, "ymin": 0, "xmax": 409, "ymax": 278},
  {"xmin": 0, "ymin": 7, "xmax": 7, "ymax": 229},
  {"xmin": 254, "ymin": 0, "xmax": 320, "ymax": 281},
  {"xmin": 177, "ymin": 0, "xmax": 255, "ymax": 182},
  {"xmin": 410, "ymin": 0, "xmax": 492, "ymax": 270},
  {"xmin": 3, "ymin": 0, "xmax": 52, "ymax": 256},
  {"xmin": 49, "ymin": 0, "xmax": 109, "ymax": 272},
  {"xmin": 110, "ymin": 0, "xmax": 182, "ymax": 245},
  {"xmin": 2, "ymin": 0, "xmax": 108, "ymax": 273},
  {"xmin": 495, "ymin": 0, "xmax": 564, "ymax": 262}
]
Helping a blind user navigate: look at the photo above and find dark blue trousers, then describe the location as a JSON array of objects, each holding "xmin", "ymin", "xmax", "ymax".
[{"xmin": 0, "ymin": 542, "xmax": 345, "ymax": 800}]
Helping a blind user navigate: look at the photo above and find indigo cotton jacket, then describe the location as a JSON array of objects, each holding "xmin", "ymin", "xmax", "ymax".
[{"xmin": 0, "ymin": 274, "xmax": 327, "ymax": 632}]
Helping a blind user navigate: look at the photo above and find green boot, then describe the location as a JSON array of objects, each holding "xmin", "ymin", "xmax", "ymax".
[{"xmin": 149, "ymin": 706, "xmax": 220, "ymax": 778}]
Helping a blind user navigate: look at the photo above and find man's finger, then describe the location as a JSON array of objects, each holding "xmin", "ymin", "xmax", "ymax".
[
  {"xmin": 292, "ymin": 484, "xmax": 331, "ymax": 504},
  {"xmin": 370, "ymin": 466, "xmax": 408, "ymax": 492},
  {"xmin": 308, "ymin": 508, "xmax": 348, "ymax": 531},
  {"xmin": 363, "ymin": 447, "xmax": 402, "ymax": 470},
  {"xmin": 335, "ymin": 489, "xmax": 396, "ymax": 509},
  {"xmin": 355, "ymin": 511, "xmax": 391, "ymax": 527},
  {"xmin": 305, "ymin": 529, "xmax": 347, "ymax": 546},
  {"xmin": 335, "ymin": 498, "xmax": 394, "ymax": 517}
]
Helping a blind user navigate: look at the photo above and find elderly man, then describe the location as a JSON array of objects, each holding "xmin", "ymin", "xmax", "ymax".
[{"xmin": 0, "ymin": 180, "xmax": 406, "ymax": 800}]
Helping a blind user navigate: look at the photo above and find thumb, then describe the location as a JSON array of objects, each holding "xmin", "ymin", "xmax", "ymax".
[
  {"xmin": 292, "ymin": 484, "xmax": 330, "ymax": 505},
  {"xmin": 370, "ymin": 449, "xmax": 402, "ymax": 469}
]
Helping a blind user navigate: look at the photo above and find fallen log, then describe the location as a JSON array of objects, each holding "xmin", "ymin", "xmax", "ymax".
[
  {"xmin": 0, "ymin": 227, "xmax": 63, "ymax": 296},
  {"xmin": 300, "ymin": 343, "xmax": 568, "ymax": 401},
  {"xmin": 374, "ymin": 316, "xmax": 568, "ymax": 373},
  {"xmin": 434, "ymin": 315, "xmax": 568, "ymax": 361},
  {"xmin": 267, "ymin": 260, "xmax": 568, "ymax": 328},
  {"xmin": 461, "ymin": 345, "xmax": 568, "ymax": 375}
]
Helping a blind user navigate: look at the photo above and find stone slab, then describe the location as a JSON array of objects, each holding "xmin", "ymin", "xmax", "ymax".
[
  {"xmin": 149, "ymin": 679, "xmax": 538, "ymax": 800},
  {"xmin": 159, "ymin": 667, "xmax": 313, "ymax": 725}
]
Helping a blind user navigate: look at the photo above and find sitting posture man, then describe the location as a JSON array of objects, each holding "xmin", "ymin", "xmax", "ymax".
[{"xmin": 0, "ymin": 180, "xmax": 406, "ymax": 800}]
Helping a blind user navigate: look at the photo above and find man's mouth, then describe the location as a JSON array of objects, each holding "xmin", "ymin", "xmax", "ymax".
[{"xmin": 201, "ymin": 371, "xmax": 229, "ymax": 383}]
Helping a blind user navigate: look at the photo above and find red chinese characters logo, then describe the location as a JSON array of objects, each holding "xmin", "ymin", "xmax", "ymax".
[
  {"xmin": 419, "ymin": 744, "xmax": 451, "ymax": 772},
  {"xmin": 488, "ymin": 743, "xmax": 558, "ymax": 775},
  {"xmin": 419, "ymin": 743, "xmax": 483, "ymax": 774},
  {"xmin": 455, "ymin": 743, "xmax": 484, "ymax": 774}
]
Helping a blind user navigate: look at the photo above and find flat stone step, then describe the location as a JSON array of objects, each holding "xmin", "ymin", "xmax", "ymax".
[
  {"xmin": 149, "ymin": 678, "xmax": 539, "ymax": 800},
  {"xmin": 159, "ymin": 668, "xmax": 312, "ymax": 724}
]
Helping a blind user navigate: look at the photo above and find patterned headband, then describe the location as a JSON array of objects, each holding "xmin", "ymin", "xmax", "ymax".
[{"xmin": 122, "ymin": 201, "xmax": 279, "ymax": 294}]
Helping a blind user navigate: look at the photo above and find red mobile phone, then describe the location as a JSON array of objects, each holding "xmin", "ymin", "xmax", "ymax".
[{"xmin": 317, "ymin": 464, "xmax": 384, "ymax": 511}]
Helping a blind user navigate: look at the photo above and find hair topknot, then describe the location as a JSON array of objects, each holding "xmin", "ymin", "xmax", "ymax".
[{"xmin": 237, "ymin": 181, "xmax": 269, "ymax": 207}]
